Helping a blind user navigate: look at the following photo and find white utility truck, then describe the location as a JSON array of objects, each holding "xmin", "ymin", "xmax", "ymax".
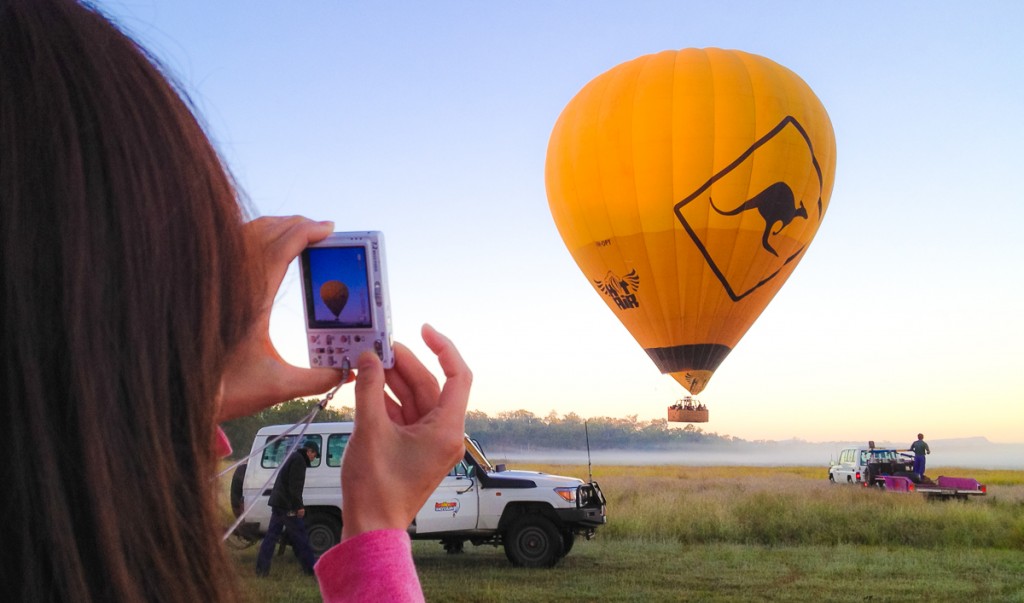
[{"xmin": 232, "ymin": 422, "xmax": 607, "ymax": 567}]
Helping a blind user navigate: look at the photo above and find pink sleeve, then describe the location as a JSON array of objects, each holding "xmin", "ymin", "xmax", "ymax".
[{"xmin": 315, "ymin": 529, "xmax": 424, "ymax": 603}]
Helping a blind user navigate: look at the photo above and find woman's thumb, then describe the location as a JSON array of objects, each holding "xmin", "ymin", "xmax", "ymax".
[{"xmin": 352, "ymin": 351, "xmax": 385, "ymax": 424}]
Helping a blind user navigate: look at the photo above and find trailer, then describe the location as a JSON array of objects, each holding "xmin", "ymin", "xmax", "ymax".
[{"xmin": 878, "ymin": 474, "xmax": 987, "ymax": 500}]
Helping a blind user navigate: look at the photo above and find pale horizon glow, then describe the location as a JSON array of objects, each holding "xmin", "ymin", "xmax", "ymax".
[{"xmin": 97, "ymin": 1, "xmax": 1023, "ymax": 448}]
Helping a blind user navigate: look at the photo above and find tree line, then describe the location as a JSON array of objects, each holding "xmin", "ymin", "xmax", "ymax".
[{"xmin": 221, "ymin": 400, "xmax": 734, "ymax": 460}]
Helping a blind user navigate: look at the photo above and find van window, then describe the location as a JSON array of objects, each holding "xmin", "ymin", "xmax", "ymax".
[
  {"xmin": 260, "ymin": 435, "xmax": 323, "ymax": 469},
  {"xmin": 326, "ymin": 433, "xmax": 350, "ymax": 468}
]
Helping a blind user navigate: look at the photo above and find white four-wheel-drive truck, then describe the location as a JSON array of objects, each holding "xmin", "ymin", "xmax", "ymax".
[{"xmin": 231, "ymin": 422, "xmax": 607, "ymax": 567}]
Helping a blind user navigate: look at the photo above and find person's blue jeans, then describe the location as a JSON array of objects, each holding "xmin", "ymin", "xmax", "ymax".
[
  {"xmin": 255, "ymin": 508, "xmax": 316, "ymax": 575},
  {"xmin": 913, "ymin": 455, "xmax": 926, "ymax": 477}
]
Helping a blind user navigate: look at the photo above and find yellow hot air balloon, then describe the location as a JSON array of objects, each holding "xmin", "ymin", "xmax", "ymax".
[
  {"xmin": 545, "ymin": 48, "xmax": 836, "ymax": 400},
  {"xmin": 320, "ymin": 280, "xmax": 349, "ymax": 319}
]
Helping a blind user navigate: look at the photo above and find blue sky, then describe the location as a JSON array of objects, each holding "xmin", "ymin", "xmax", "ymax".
[{"xmin": 97, "ymin": 1, "xmax": 1023, "ymax": 446}]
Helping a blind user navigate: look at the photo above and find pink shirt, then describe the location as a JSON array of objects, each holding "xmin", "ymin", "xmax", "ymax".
[
  {"xmin": 316, "ymin": 530, "xmax": 424, "ymax": 603},
  {"xmin": 214, "ymin": 427, "xmax": 233, "ymax": 458}
]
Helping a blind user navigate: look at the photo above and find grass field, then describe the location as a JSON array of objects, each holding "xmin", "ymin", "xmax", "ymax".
[{"xmin": 226, "ymin": 465, "xmax": 1024, "ymax": 602}]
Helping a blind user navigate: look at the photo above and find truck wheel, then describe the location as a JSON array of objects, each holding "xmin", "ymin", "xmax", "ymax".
[
  {"xmin": 229, "ymin": 463, "xmax": 247, "ymax": 518},
  {"xmin": 305, "ymin": 511, "xmax": 341, "ymax": 557},
  {"xmin": 504, "ymin": 515, "xmax": 563, "ymax": 568},
  {"xmin": 560, "ymin": 530, "xmax": 575, "ymax": 557},
  {"xmin": 442, "ymin": 538, "xmax": 465, "ymax": 554},
  {"xmin": 828, "ymin": 473, "xmax": 835, "ymax": 483}
]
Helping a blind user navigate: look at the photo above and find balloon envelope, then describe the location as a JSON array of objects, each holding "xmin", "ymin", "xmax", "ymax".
[
  {"xmin": 320, "ymin": 280, "xmax": 349, "ymax": 318},
  {"xmin": 545, "ymin": 48, "xmax": 836, "ymax": 395}
]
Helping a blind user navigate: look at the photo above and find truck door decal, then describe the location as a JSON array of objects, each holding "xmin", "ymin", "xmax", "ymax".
[{"xmin": 434, "ymin": 501, "xmax": 460, "ymax": 514}]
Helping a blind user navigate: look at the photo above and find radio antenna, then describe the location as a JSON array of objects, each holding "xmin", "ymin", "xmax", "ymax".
[{"xmin": 585, "ymin": 419, "xmax": 593, "ymax": 483}]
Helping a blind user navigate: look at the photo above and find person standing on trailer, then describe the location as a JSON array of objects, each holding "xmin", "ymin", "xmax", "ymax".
[{"xmin": 910, "ymin": 433, "xmax": 930, "ymax": 478}]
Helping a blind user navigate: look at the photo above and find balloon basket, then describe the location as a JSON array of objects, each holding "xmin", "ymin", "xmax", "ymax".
[
  {"xmin": 668, "ymin": 397, "xmax": 708, "ymax": 422},
  {"xmin": 668, "ymin": 407, "xmax": 708, "ymax": 423}
]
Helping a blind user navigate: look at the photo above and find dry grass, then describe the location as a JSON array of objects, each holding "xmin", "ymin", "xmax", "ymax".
[{"xmin": 520, "ymin": 464, "xmax": 1024, "ymax": 549}]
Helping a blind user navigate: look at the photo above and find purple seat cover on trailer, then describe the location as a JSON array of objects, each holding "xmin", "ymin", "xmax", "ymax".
[
  {"xmin": 881, "ymin": 475, "xmax": 914, "ymax": 492},
  {"xmin": 936, "ymin": 476, "xmax": 980, "ymax": 490}
]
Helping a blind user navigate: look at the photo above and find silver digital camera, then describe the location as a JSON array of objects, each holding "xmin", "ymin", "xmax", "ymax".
[{"xmin": 299, "ymin": 231, "xmax": 394, "ymax": 370}]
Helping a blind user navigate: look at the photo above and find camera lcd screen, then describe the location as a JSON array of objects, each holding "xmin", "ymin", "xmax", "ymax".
[{"xmin": 301, "ymin": 245, "xmax": 373, "ymax": 329}]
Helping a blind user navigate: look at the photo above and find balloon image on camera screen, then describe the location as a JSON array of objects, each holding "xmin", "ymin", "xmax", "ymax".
[
  {"xmin": 319, "ymin": 281, "xmax": 349, "ymax": 318},
  {"xmin": 305, "ymin": 246, "xmax": 372, "ymax": 328}
]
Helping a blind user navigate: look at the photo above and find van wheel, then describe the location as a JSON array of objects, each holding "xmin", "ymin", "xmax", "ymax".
[
  {"xmin": 504, "ymin": 515, "xmax": 563, "ymax": 568},
  {"xmin": 828, "ymin": 474, "xmax": 835, "ymax": 483},
  {"xmin": 305, "ymin": 511, "xmax": 341, "ymax": 556}
]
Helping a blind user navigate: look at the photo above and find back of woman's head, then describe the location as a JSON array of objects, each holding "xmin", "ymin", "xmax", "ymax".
[{"xmin": 0, "ymin": 0, "xmax": 255, "ymax": 600}]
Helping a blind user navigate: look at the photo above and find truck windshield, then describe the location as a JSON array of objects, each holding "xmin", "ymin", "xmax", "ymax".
[{"xmin": 464, "ymin": 435, "xmax": 493, "ymax": 473}]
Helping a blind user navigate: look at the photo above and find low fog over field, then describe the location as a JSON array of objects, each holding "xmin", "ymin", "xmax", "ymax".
[{"xmin": 487, "ymin": 437, "xmax": 1024, "ymax": 470}]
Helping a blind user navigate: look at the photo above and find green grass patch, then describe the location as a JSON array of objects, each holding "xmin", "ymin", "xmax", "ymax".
[{"xmin": 229, "ymin": 540, "xmax": 1024, "ymax": 602}]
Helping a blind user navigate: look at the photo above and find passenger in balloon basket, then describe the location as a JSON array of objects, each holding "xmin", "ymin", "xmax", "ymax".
[{"xmin": 256, "ymin": 441, "xmax": 320, "ymax": 577}]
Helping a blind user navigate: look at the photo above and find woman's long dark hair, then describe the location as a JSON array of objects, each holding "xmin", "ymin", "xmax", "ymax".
[{"xmin": 0, "ymin": 1, "xmax": 257, "ymax": 600}]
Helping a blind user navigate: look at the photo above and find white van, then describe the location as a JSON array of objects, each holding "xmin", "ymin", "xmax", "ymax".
[{"xmin": 233, "ymin": 422, "xmax": 607, "ymax": 567}]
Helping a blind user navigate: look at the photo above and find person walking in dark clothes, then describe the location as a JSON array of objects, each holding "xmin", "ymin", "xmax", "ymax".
[
  {"xmin": 910, "ymin": 433, "xmax": 930, "ymax": 478},
  {"xmin": 256, "ymin": 441, "xmax": 320, "ymax": 576}
]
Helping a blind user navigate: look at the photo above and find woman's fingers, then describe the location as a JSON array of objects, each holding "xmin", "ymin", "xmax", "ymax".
[
  {"xmin": 340, "ymin": 328, "xmax": 473, "ymax": 540},
  {"xmin": 278, "ymin": 365, "xmax": 351, "ymax": 399},
  {"xmin": 247, "ymin": 215, "xmax": 333, "ymax": 263},
  {"xmin": 382, "ymin": 326, "xmax": 471, "ymax": 426},
  {"xmin": 383, "ymin": 393, "xmax": 405, "ymax": 425},
  {"xmin": 353, "ymin": 351, "xmax": 387, "ymax": 428},
  {"xmin": 218, "ymin": 216, "xmax": 340, "ymax": 419},
  {"xmin": 422, "ymin": 324, "xmax": 472, "ymax": 423},
  {"xmin": 372, "ymin": 327, "xmax": 469, "ymax": 428},
  {"xmin": 245, "ymin": 216, "xmax": 334, "ymax": 310},
  {"xmin": 385, "ymin": 342, "xmax": 441, "ymax": 424}
]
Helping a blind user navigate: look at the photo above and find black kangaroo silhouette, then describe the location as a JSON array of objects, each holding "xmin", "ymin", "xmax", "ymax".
[{"xmin": 709, "ymin": 182, "xmax": 807, "ymax": 256}]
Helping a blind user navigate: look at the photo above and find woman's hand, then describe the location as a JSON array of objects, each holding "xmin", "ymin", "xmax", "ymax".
[
  {"xmin": 340, "ymin": 324, "xmax": 472, "ymax": 540},
  {"xmin": 217, "ymin": 216, "xmax": 349, "ymax": 422}
]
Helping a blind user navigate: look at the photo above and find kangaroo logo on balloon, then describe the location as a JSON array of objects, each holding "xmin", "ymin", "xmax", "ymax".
[
  {"xmin": 709, "ymin": 182, "xmax": 806, "ymax": 258},
  {"xmin": 674, "ymin": 115, "xmax": 826, "ymax": 303}
]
